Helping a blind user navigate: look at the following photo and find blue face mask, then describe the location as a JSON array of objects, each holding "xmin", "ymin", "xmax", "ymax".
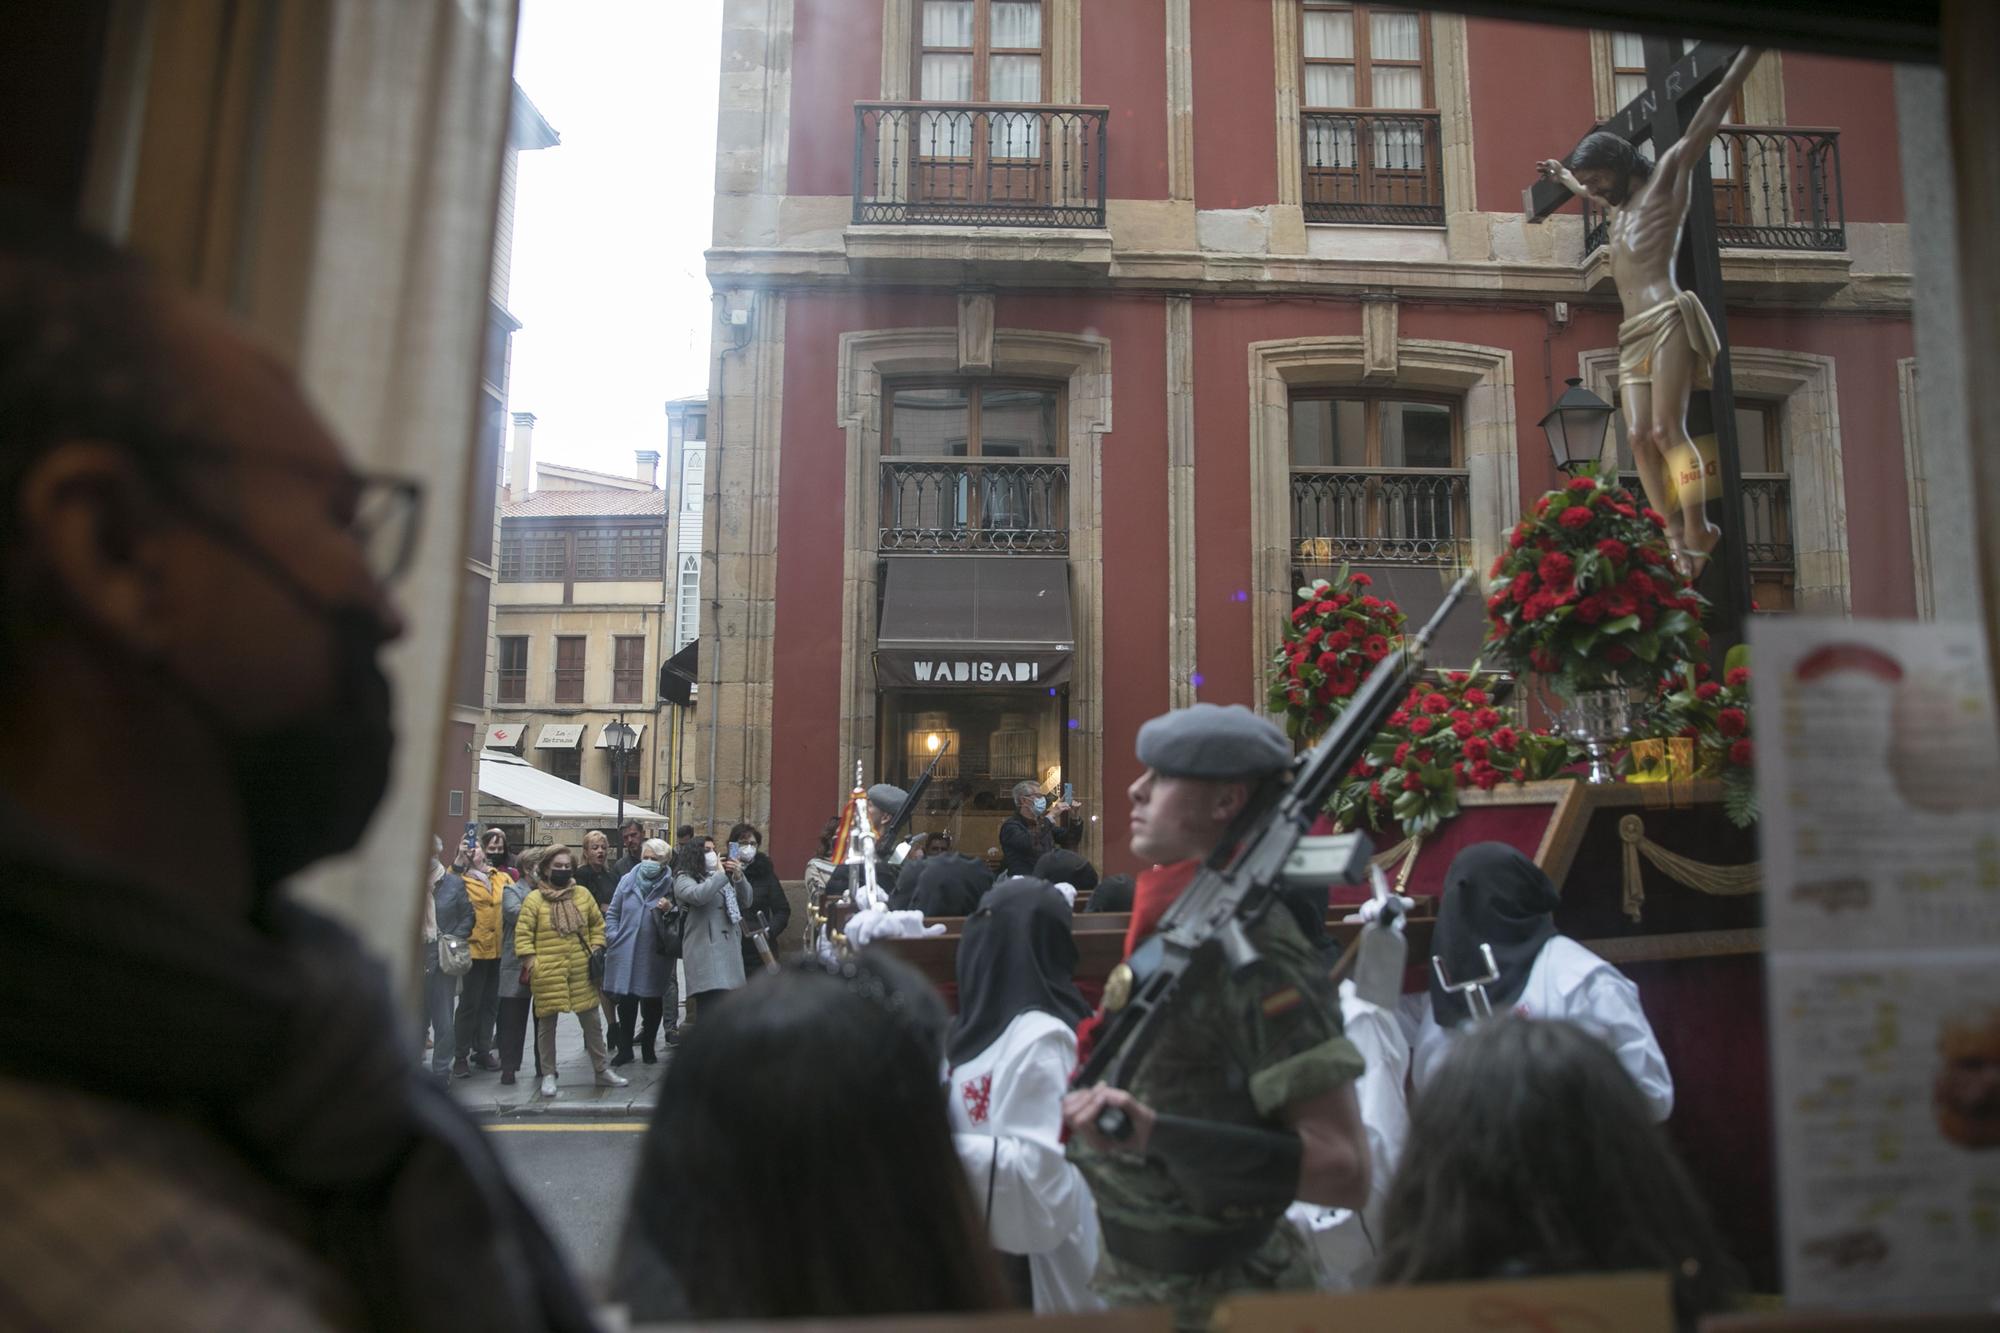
[
  {"xmin": 1031, "ymin": 797, "xmax": 1048, "ymax": 816},
  {"xmin": 636, "ymin": 859, "xmax": 667, "ymax": 882}
]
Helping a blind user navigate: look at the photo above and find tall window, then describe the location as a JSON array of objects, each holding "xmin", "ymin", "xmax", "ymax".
[
  {"xmin": 1288, "ymin": 392, "xmax": 1474, "ymax": 658},
  {"xmin": 1301, "ymin": 5, "xmax": 1439, "ymax": 224},
  {"xmin": 499, "ymin": 530, "xmax": 566, "ymax": 582},
  {"xmin": 676, "ymin": 555, "xmax": 702, "ymax": 650},
  {"xmin": 613, "ymin": 636, "xmax": 646, "ymax": 704},
  {"xmin": 881, "ymin": 381, "xmax": 1068, "ymax": 553},
  {"xmin": 497, "ymin": 636, "xmax": 528, "ymax": 704},
  {"xmin": 681, "ymin": 448, "xmax": 705, "ymax": 515},
  {"xmin": 611, "ymin": 757, "xmax": 642, "ymax": 800},
  {"xmin": 554, "ymin": 637, "xmax": 586, "ymax": 704},
  {"xmin": 913, "ymin": 1, "xmax": 1047, "ymax": 207},
  {"xmin": 1613, "ymin": 390, "xmax": 1794, "ymax": 612}
]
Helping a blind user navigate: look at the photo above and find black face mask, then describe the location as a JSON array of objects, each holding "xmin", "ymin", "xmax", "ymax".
[
  {"xmin": 549, "ymin": 869, "xmax": 574, "ymax": 887},
  {"xmin": 223, "ymin": 603, "xmax": 395, "ymax": 893}
]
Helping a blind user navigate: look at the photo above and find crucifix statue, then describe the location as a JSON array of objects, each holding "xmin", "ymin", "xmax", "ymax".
[{"xmin": 1535, "ymin": 45, "xmax": 1761, "ymax": 579}]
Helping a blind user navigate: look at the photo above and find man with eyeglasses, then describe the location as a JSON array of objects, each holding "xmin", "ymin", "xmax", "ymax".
[{"xmin": 0, "ymin": 210, "xmax": 597, "ymax": 1330}]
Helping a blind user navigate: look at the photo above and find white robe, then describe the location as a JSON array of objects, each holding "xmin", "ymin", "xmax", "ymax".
[
  {"xmin": 1286, "ymin": 980, "xmax": 1411, "ymax": 1289},
  {"xmin": 944, "ymin": 1011, "xmax": 1104, "ymax": 1313},
  {"xmin": 1407, "ymin": 934, "xmax": 1675, "ymax": 1121}
]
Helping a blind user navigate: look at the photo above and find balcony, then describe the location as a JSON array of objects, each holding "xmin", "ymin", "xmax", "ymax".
[
  {"xmin": 1301, "ymin": 111, "xmax": 1445, "ymax": 227},
  {"xmin": 880, "ymin": 459, "xmax": 1069, "ymax": 554},
  {"xmin": 1740, "ymin": 474, "xmax": 1794, "ymax": 570},
  {"xmin": 852, "ymin": 102, "xmax": 1107, "ymax": 229},
  {"xmin": 1586, "ymin": 126, "xmax": 1845, "ymax": 255},
  {"xmin": 1290, "ymin": 468, "xmax": 1469, "ymax": 565}
]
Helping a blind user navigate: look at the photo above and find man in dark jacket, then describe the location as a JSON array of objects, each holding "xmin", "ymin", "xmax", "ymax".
[
  {"xmin": 0, "ymin": 212, "xmax": 596, "ymax": 1332},
  {"xmin": 999, "ymin": 780, "xmax": 1082, "ymax": 877},
  {"xmin": 423, "ymin": 841, "xmax": 476, "ymax": 1085},
  {"xmin": 729, "ymin": 822, "xmax": 791, "ymax": 971}
]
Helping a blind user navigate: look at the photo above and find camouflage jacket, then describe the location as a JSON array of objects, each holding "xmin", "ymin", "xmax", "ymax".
[{"xmin": 1068, "ymin": 901, "xmax": 1363, "ymax": 1325}]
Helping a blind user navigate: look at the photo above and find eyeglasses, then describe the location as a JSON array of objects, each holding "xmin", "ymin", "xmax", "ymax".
[{"xmin": 145, "ymin": 437, "xmax": 425, "ymax": 585}]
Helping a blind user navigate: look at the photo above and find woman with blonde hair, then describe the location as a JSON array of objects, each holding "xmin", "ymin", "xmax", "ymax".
[{"xmin": 515, "ymin": 844, "xmax": 627, "ymax": 1100}]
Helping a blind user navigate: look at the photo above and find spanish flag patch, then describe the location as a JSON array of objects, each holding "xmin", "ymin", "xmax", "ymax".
[{"xmin": 1260, "ymin": 986, "xmax": 1304, "ymax": 1018}]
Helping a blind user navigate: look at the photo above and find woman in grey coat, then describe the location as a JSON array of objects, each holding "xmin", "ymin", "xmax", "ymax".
[
  {"xmin": 604, "ymin": 838, "xmax": 675, "ymax": 1066},
  {"xmin": 673, "ymin": 839, "xmax": 749, "ymax": 1015}
]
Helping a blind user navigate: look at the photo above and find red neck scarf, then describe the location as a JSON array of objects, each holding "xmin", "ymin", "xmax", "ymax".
[{"xmin": 1123, "ymin": 859, "xmax": 1200, "ymax": 960}]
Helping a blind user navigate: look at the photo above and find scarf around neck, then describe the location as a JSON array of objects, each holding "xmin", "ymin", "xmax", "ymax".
[
  {"xmin": 0, "ymin": 828, "xmax": 598, "ymax": 1333},
  {"xmin": 540, "ymin": 883, "xmax": 586, "ymax": 937}
]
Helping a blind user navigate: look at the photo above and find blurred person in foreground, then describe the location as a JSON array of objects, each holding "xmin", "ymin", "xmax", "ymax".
[
  {"xmin": 1376, "ymin": 1015, "xmax": 1737, "ymax": 1329},
  {"xmin": 0, "ymin": 209, "xmax": 593, "ymax": 1330},
  {"xmin": 614, "ymin": 953, "xmax": 1007, "ymax": 1320}
]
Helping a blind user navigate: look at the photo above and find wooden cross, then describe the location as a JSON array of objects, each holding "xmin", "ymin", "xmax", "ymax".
[{"xmin": 1527, "ymin": 38, "xmax": 1755, "ymax": 654}]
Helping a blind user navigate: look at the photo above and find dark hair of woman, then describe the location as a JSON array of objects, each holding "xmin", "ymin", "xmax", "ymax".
[
  {"xmin": 727, "ymin": 821, "xmax": 763, "ymax": 847},
  {"xmin": 1376, "ymin": 1016, "xmax": 1737, "ymax": 1328},
  {"xmin": 614, "ymin": 952, "xmax": 1008, "ymax": 1320},
  {"xmin": 671, "ymin": 839, "xmax": 710, "ymax": 883},
  {"xmin": 816, "ymin": 814, "xmax": 842, "ymax": 859}
]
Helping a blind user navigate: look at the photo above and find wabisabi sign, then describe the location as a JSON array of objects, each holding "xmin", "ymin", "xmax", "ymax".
[{"xmin": 876, "ymin": 647, "xmax": 1072, "ymax": 689}]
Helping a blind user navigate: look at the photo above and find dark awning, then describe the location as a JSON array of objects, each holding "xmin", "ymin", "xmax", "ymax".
[
  {"xmin": 659, "ymin": 639, "xmax": 698, "ymax": 706},
  {"xmin": 876, "ymin": 556, "xmax": 1074, "ymax": 689}
]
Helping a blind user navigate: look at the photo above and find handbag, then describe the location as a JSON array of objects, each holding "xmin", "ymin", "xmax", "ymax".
[
  {"xmin": 650, "ymin": 900, "xmax": 686, "ymax": 962},
  {"xmin": 436, "ymin": 933, "xmax": 473, "ymax": 978},
  {"xmin": 573, "ymin": 929, "xmax": 605, "ymax": 986}
]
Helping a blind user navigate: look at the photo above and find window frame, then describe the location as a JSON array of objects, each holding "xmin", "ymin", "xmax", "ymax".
[
  {"xmin": 496, "ymin": 635, "xmax": 528, "ymax": 704},
  {"xmin": 546, "ymin": 747, "xmax": 582, "ymax": 786},
  {"xmin": 911, "ymin": 0, "xmax": 1049, "ymax": 106},
  {"xmin": 612, "ymin": 635, "xmax": 646, "ymax": 704},
  {"xmin": 1287, "ymin": 389, "xmax": 1464, "ymax": 472},
  {"xmin": 553, "ymin": 635, "xmax": 587, "ymax": 705},
  {"xmin": 1300, "ymin": 3, "xmax": 1436, "ymax": 114},
  {"xmin": 883, "ymin": 377, "xmax": 1067, "ymax": 460}
]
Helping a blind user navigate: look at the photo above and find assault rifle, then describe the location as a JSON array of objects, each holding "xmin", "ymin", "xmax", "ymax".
[{"xmin": 1075, "ymin": 572, "xmax": 1476, "ymax": 1136}]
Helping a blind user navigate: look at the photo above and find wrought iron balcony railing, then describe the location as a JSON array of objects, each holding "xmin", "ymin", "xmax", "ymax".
[
  {"xmin": 1586, "ymin": 126, "xmax": 1845, "ymax": 255},
  {"xmin": 1618, "ymin": 470, "xmax": 1795, "ymax": 571},
  {"xmin": 853, "ymin": 102, "xmax": 1107, "ymax": 228},
  {"xmin": 1301, "ymin": 110, "xmax": 1445, "ymax": 226},
  {"xmin": 880, "ymin": 459, "xmax": 1069, "ymax": 554},
  {"xmin": 1290, "ymin": 468, "xmax": 1469, "ymax": 565}
]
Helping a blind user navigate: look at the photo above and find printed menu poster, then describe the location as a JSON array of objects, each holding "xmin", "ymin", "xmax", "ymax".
[{"xmin": 1751, "ymin": 618, "xmax": 2000, "ymax": 1313}]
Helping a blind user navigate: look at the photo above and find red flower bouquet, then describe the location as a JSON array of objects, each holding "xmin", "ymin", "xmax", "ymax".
[
  {"xmin": 1484, "ymin": 470, "xmax": 1709, "ymax": 696},
  {"xmin": 1271, "ymin": 568, "xmax": 1407, "ymax": 741},
  {"xmin": 1334, "ymin": 670, "xmax": 1576, "ymax": 838},
  {"xmin": 1649, "ymin": 647, "xmax": 1758, "ymax": 826}
]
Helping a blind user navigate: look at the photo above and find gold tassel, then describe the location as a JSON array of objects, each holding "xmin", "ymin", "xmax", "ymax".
[{"xmin": 1618, "ymin": 814, "xmax": 1761, "ymax": 923}]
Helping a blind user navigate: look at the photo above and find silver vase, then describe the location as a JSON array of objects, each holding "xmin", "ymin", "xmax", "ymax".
[{"xmin": 1558, "ymin": 686, "xmax": 1636, "ymax": 784}]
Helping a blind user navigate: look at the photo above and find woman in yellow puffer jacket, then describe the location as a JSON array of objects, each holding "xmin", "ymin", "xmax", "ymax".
[{"xmin": 515, "ymin": 845, "xmax": 627, "ymax": 1101}]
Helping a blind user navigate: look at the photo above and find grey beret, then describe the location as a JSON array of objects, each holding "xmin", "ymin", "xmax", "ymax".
[
  {"xmin": 867, "ymin": 783, "xmax": 910, "ymax": 813},
  {"xmin": 1136, "ymin": 703, "xmax": 1292, "ymax": 780}
]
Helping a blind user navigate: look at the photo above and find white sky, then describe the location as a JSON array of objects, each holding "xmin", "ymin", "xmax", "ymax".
[{"xmin": 505, "ymin": 0, "xmax": 722, "ymax": 482}]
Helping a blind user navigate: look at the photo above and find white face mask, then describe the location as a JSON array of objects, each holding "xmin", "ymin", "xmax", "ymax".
[
  {"xmin": 738, "ymin": 846, "xmax": 757, "ymax": 864},
  {"xmin": 705, "ymin": 849, "xmax": 720, "ymax": 871}
]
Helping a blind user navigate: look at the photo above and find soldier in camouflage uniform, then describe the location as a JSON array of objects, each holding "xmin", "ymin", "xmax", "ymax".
[{"xmin": 1063, "ymin": 703, "xmax": 1370, "ymax": 1330}]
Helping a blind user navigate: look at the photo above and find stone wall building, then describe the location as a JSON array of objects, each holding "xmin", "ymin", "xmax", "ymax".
[{"xmin": 701, "ymin": 0, "xmax": 1923, "ymax": 874}]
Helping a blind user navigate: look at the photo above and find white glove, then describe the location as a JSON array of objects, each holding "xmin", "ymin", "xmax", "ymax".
[
  {"xmin": 1341, "ymin": 892, "xmax": 1415, "ymax": 925},
  {"xmin": 1052, "ymin": 881, "xmax": 1077, "ymax": 908},
  {"xmin": 845, "ymin": 908, "xmax": 946, "ymax": 949}
]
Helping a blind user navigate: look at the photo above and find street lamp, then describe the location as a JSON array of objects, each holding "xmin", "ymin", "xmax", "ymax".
[
  {"xmin": 1539, "ymin": 377, "xmax": 1616, "ymax": 475},
  {"xmin": 605, "ymin": 716, "xmax": 639, "ymax": 834}
]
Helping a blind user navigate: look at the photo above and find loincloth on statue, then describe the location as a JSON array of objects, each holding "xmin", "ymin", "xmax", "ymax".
[{"xmin": 1617, "ymin": 290, "xmax": 1718, "ymax": 389}]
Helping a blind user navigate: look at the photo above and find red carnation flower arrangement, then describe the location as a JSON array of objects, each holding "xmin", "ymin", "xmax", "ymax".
[
  {"xmin": 1484, "ymin": 469, "xmax": 1709, "ymax": 697},
  {"xmin": 1333, "ymin": 670, "xmax": 1576, "ymax": 838},
  {"xmin": 1270, "ymin": 568, "xmax": 1408, "ymax": 741},
  {"xmin": 1648, "ymin": 649, "xmax": 1759, "ymax": 826}
]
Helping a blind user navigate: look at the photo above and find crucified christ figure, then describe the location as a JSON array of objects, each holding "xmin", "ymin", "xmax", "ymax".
[{"xmin": 1538, "ymin": 46, "xmax": 1762, "ymax": 578}]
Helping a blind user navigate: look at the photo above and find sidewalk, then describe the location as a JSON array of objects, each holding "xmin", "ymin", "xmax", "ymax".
[{"xmin": 445, "ymin": 1008, "xmax": 676, "ymax": 1118}]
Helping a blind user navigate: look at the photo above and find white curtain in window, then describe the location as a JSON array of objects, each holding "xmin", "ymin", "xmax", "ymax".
[
  {"xmin": 1611, "ymin": 32, "xmax": 1645, "ymax": 69},
  {"xmin": 1372, "ymin": 121, "xmax": 1426, "ymax": 171},
  {"xmin": 1303, "ymin": 9, "xmax": 1354, "ymax": 59},
  {"xmin": 921, "ymin": 54, "xmax": 975, "ymax": 156},
  {"xmin": 1370, "ymin": 11, "xmax": 1421, "ymax": 61},
  {"xmin": 1304, "ymin": 64, "xmax": 1356, "ymax": 110},
  {"xmin": 988, "ymin": 53, "xmax": 1042, "ymax": 102},
  {"xmin": 991, "ymin": 1, "xmax": 1041, "ymax": 48},
  {"xmin": 1307, "ymin": 118, "xmax": 1358, "ymax": 169},
  {"xmin": 923, "ymin": 0, "xmax": 975, "ymax": 47},
  {"xmin": 1612, "ymin": 71, "xmax": 1647, "ymax": 106},
  {"xmin": 1371, "ymin": 67, "xmax": 1424, "ymax": 109}
]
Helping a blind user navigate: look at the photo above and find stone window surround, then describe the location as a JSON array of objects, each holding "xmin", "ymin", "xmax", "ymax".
[
  {"xmin": 1576, "ymin": 345, "xmax": 1852, "ymax": 615},
  {"xmin": 879, "ymin": 0, "xmax": 1083, "ymax": 103},
  {"xmin": 1272, "ymin": 5, "xmax": 1475, "ymax": 231},
  {"xmin": 1588, "ymin": 35, "xmax": 1785, "ymax": 127},
  {"xmin": 835, "ymin": 326, "xmax": 1111, "ymax": 863},
  {"xmin": 1247, "ymin": 335, "xmax": 1519, "ymax": 704}
]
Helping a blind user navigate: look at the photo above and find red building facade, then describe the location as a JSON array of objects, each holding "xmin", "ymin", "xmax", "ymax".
[{"xmin": 702, "ymin": 1, "xmax": 1920, "ymax": 875}]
